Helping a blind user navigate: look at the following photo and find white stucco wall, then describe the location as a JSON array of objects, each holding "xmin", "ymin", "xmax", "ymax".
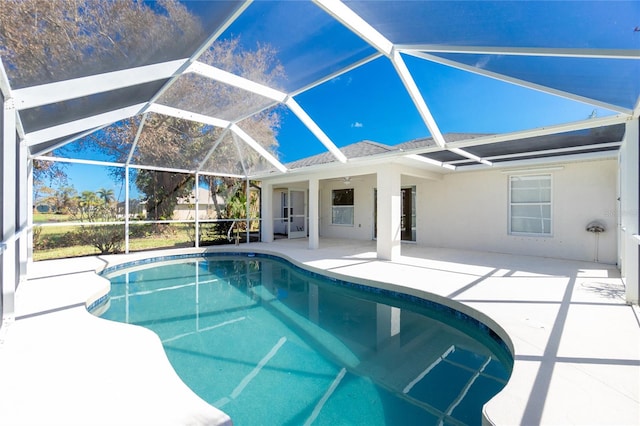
[
  {"xmin": 419, "ymin": 159, "xmax": 618, "ymax": 264},
  {"xmin": 319, "ymin": 175, "xmax": 377, "ymax": 240},
  {"xmin": 313, "ymin": 159, "xmax": 617, "ymax": 264}
]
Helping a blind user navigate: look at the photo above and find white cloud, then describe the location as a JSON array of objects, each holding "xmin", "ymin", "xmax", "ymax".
[
  {"xmin": 351, "ymin": 121, "xmax": 364, "ymax": 128},
  {"xmin": 475, "ymin": 55, "xmax": 491, "ymax": 69},
  {"xmin": 331, "ymin": 76, "xmax": 353, "ymax": 85}
]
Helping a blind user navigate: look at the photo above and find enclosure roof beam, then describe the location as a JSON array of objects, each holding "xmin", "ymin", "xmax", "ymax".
[
  {"xmin": 314, "ymin": 0, "xmax": 393, "ymax": 56},
  {"xmin": 24, "ymin": 103, "xmax": 147, "ymax": 146},
  {"xmin": 392, "ymin": 114, "xmax": 629, "ymax": 159},
  {"xmin": 187, "ymin": 61, "xmax": 287, "ymax": 103},
  {"xmin": 405, "ymin": 154, "xmax": 456, "ymax": 171},
  {"xmin": 316, "ymin": 0, "xmax": 447, "ymax": 148},
  {"xmin": 0, "ymin": 58, "xmax": 13, "ymax": 100},
  {"xmin": 407, "ymin": 51, "xmax": 633, "ymax": 115},
  {"xmin": 390, "ymin": 50, "xmax": 447, "ymax": 148},
  {"xmin": 29, "ymin": 124, "xmax": 108, "ymax": 157},
  {"xmin": 197, "ymin": 127, "xmax": 232, "ymax": 172},
  {"xmin": 141, "ymin": 0, "xmax": 253, "ymax": 114},
  {"xmin": 12, "ymin": 59, "xmax": 188, "ymax": 110},
  {"xmin": 147, "ymin": 103, "xmax": 231, "ymax": 128},
  {"xmin": 147, "ymin": 104, "xmax": 285, "ymax": 175},
  {"xmin": 0, "ymin": 58, "xmax": 25, "ymax": 139},
  {"xmin": 232, "ymin": 131, "xmax": 249, "ymax": 176},
  {"xmin": 449, "ymin": 148, "xmax": 493, "ymax": 166},
  {"xmin": 231, "ymin": 123, "xmax": 287, "ymax": 173},
  {"xmin": 34, "ymin": 154, "xmax": 246, "ymax": 179},
  {"xmin": 126, "ymin": 113, "xmax": 149, "ymax": 166},
  {"xmin": 396, "ymin": 45, "xmax": 640, "ymax": 60},
  {"xmin": 285, "ymin": 97, "xmax": 347, "ymax": 163}
]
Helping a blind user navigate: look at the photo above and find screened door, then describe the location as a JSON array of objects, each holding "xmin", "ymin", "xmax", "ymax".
[{"xmin": 288, "ymin": 190, "xmax": 306, "ymax": 239}]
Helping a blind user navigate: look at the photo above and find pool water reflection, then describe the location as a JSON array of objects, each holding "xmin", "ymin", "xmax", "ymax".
[{"xmin": 101, "ymin": 254, "xmax": 512, "ymax": 425}]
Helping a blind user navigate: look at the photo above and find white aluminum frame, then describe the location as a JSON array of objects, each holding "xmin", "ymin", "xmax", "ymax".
[{"xmin": 0, "ymin": 0, "xmax": 638, "ymax": 311}]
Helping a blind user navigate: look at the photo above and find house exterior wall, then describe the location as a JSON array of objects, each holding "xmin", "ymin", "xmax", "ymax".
[
  {"xmin": 173, "ymin": 187, "xmax": 224, "ymax": 220},
  {"xmin": 419, "ymin": 159, "xmax": 618, "ymax": 264},
  {"xmin": 173, "ymin": 205, "xmax": 217, "ymax": 220},
  {"xmin": 314, "ymin": 159, "xmax": 617, "ymax": 264},
  {"xmin": 319, "ymin": 175, "xmax": 377, "ymax": 240}
]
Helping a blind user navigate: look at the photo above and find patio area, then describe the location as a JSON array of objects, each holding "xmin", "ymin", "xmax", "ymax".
[{"xmin": 0, "ymin": 239, "xmax": 638, "ymax": 425}]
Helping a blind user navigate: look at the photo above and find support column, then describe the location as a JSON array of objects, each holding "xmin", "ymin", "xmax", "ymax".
[
  {"xmin": 620, "ymin": 118, "xmax": 639, "ymax": 304},
  {"xmin": 376, "ymin": 164, "xmax": 401, "ymax": 260},
  {"xmin": 124, "ymin": 165, "xmax": 130, "ymax": 253},
  {"xmin": 309, "ymin": 177, "xmax": 319, "ymax": 249},
  {"xmin": 2, "ymin": 95, "xmax": 17, "ymax": 321},
  {"xmin": 261, "ymin": 182, "xmax": 274, "ymax": 242},
  {"xmin": 245, "ymin": 176, "xmax": 250, "ymax": 244},
  {"xmin": 194, "ymin": 173, "xmax": 200, "ymax": 248},
  {"xmin": 18, "ymin": 139, "xmax": 28, "ymax": 278},
  {"xmin": 26, "ymin": 154, "xmax": 33, "ymax": 264}
]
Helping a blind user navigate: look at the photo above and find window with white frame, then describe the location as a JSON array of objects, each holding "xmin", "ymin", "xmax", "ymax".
[
  {"xmin": 332, "ymin": 188, "xmax": 354, "ymax": 225},
  {"xmin": 509, "ymin": 174, "xmax": 552, "ymax": 235}
]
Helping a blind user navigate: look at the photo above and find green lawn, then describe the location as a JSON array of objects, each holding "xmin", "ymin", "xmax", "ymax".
[
  {"xmin": 33, "ymin": 222, "xmax": 196, "ymax": 261},
  {"xmin": 33, "ymin": 212, "xmax": 74, "ymax": 223},
  {"xmin": 31, "ymin": 217, "xmax": 242, "ymax": 261},
  {"xmin": 34, "ymin": 235, "xmax": 195, "ymax": 261}
]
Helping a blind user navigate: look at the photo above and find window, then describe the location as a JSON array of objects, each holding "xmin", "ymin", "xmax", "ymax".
[
  {"xmin": 332, "ymin": 188, "xmax": 354, "ymax": 225},
  {"xmin": 509, "ymin": 175, "xmax": 551, "ymax": 235}
]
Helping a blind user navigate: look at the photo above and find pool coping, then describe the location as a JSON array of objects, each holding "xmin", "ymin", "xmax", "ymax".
[{"xmin": 5, "ymin": 240, "xmax": 640, "ymax": 425}]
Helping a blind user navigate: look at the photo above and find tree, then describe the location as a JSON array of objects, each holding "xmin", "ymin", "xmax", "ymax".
[
  {"xmin": 1, "ymin": 0, "xmax": 204, "ymax": 223},
  {"xmin": 90, "ymin": 35, "xmax": 285, "ymax": 221},
  {"xmin": 53, "ymin": 185, "xmax": 78, "ymax": 214},
  {"xmin": 96, "ymin": 188, "xmax": 115, "ymax": 206},
  {"xmin": 0, "ymin": 0, "xmax": 204, "ymax": 88},
  {"xmin": 32, "ymin": 160, "xmax": 69, "ymax": 213},
  {"xmin": 188, "ymin": 38, "xmax": 284, "ymax": 210},
  {"xmin": 73, "ymin": 190, "xmax": 123, "ymax": 254},
  {"xmin": 135, "ymin": 170, "xmax": 193, "ymax": 220},
  {"xmin": 78, "ymin": 190, "xmax": 100, "ymax": 218},
  {"xmin": 2, "ymin": 1, "xmax": 284, "ymax": 229},
  {"xmin": 226, "ymin": 191, "xmax": 247, "ymax": 243},
  {"xmin": 220, "ymin": 180, "xmax": 260, "ymax": 243}
]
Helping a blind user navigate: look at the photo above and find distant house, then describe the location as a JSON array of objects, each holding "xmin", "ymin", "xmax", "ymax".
[
  {"xmin": 34, "ymin": 204, "xmax": 52, "ymax": 213},
  {"xmin": 117, "ymin": 199, "xmax": 146, "ymax": 219},
  {"xmin": 174, "ymin": 187, "xmax": 225, "ymax": 220}
]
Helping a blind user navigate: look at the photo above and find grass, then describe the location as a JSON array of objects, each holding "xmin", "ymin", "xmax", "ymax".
[
  {"xmin": 34, "ymin": 239, "xmax": 194, "ymax": 261},
  {"xmin": 33, "ymin": 235, "xmax": 195, "ymax": 261},
  {"xmin": 33, "ymin": 212, "xmax": 74, "ymax": 223},
  {"xmin": 34, "ymin": 245, "xmax": 103, "ymax": 260},
  {"xmin": 32, "ymin": 214, "xmax": 246, "ymax": 261},
  {"xmin": 33, "ymin": 224, "xmax": 210, "ymax": 261}
]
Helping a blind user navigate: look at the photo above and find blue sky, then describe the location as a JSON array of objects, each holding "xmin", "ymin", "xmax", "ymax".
[
  {"xmin": 54, "ymin": 0, "xmax": 635, "ymax": 199},
  {"xmin": 275, "ymin": 54, "xmax": 615, "ymax": 163}
]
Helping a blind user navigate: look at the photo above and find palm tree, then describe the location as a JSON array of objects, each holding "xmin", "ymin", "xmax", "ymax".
[
  {"xmin": 78, "ymin": 191, "xmax": 99, "ymax": 218},
  {"xmin": 96, "ymin": 188, "xmax": 115, "ymax": 206},
  {"xmin": 226, "ymin": 191, "xmax": 247, "ymax": 244}
]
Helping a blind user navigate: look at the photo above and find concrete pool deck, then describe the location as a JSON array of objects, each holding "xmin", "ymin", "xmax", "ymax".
[{"xmin": 1, "ymin": 239, "xmax": 638, "ymax": 425}]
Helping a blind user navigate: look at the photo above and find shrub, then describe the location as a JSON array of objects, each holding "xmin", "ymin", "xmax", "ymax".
[{"xmin": 75, "ymin": 224, "xmax": 123, "ymax": 255}]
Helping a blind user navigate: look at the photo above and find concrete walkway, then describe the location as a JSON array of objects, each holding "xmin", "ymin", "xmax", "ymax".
[{"xmin": 1, "ymin": 239, "xmax": 638, "ymax": 425}]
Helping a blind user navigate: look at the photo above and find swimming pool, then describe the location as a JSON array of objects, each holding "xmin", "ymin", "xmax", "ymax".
[{"xmin": 100, "ymin": 253, "xmax": 512, "ymax": 425}]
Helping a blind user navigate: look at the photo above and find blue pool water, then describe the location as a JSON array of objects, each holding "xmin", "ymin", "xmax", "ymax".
[{"xmin": 100, "ymin": 253, "xmax": 512, "ymax": 425}]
